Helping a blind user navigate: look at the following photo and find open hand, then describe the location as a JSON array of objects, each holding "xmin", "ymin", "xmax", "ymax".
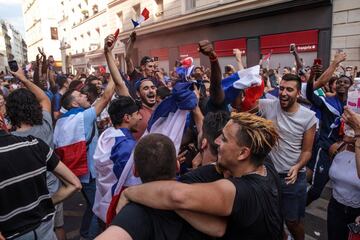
[{"xmin": 333, "ymin": 51, "xmax": 346, "ymax": 65}]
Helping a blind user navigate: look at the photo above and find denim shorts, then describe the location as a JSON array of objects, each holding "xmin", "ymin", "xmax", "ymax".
[{"xmin": 279, "ymin": 171, "xmax": 307, "ymax": 221}]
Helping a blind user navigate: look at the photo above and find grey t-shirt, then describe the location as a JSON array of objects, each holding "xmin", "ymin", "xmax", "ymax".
[
  {"xmin": 259, "ymin": 99, "xmax": 317, "ymax": 173},
  {"xmin": 12, "ymin": 110, "xmax": 60, "ymax": 195}
]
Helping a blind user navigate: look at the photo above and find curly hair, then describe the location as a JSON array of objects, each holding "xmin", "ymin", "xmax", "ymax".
[
  {"xmin": 231, "ymin": 112, "xmax": 279, "ymax": 166},
  {"xmin": 6, "ymin": 88, "xmax": 43, "ymax": 128}
]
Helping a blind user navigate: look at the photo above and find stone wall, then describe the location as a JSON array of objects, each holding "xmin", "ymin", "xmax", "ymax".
[{"xmin": 331, "ymin": 0, "xmax": 360, "ymax": 68}]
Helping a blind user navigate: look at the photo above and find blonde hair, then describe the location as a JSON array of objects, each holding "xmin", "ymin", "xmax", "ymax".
[{"xmin": 230, "ymin": 112, "xmax": 279, "ymax": 165}]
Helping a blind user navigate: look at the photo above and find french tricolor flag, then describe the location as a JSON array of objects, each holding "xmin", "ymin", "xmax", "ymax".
[
  {"xmin": 222, "ymin": 65, "xmax": 262, "ymax": 104},
  {"xmin": 106, "ymin": 82, "xmax": 197, "ymax": 224},
  {"xmin": 53, "ymin": 108, "xmax": 89, "ymax": 176},
  {"xmin": 131, "ymin": 8, "xmax": 150, "ymax": 28}
]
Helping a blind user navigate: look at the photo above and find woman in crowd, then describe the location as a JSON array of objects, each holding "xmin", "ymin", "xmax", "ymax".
[{"xmin": 327, "ymin": 106, "xmax": 360, "ymax": 240}]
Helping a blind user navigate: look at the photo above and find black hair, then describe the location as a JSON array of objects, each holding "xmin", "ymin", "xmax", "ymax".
[
  {"xmin": 202, "ymin": 111, "xmax": 230, "ymax": 155},
  {"xmin": 338, "ymin": 75, "xmax": 354, "ymax": 85},
  {"xmin": 6, "ymin": 88, "xmax": 43, "ymax": 128},
  {"xmin": 56, "ymin": 75, "xmax": 68, "ymax": 89},
  {"xmin": 81, "ymin": 83, "xmax": 99, "ymax": 104},
  {"xmin": 156, "ymin": 86, "xmax": 171, "ymax": 100},
  {"xmin": 108, "ymin": 96, "xmax": 138, "ymax": 127},
  {"xmin": 281, "ymin": 73, "xmax": 301, "ymax": 90},
  {"xmin": 85, "ymin": 75, "xmax": 100, "ymax": 85},
  {"xmin": 134, "ymin": 133, "xmax": 177, "ymax": 183},
  {"xmin": 68, "ymin": 80, "xmax": 83, "ymax": 91},
  {"xmin": 140, "ymin": 56, "xmax": 153, "ymax": 66},
  {"xmin": 61, "ymin": 89, "xmax": 76, "ymax": 110}
]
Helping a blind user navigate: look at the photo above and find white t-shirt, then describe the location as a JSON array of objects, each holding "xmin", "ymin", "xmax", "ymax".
[
  {"xmin": 329, "ymin": 150, "xmax": 360, "ymax": 208},
  {"xmin": 259, "ymin": 99, "xmax": 317, "ymax": 173}
]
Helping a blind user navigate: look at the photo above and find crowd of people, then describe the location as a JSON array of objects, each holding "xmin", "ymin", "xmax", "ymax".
[{"xmin": 0, "ymin": 30, "xmax": 359, "ymax": 240}]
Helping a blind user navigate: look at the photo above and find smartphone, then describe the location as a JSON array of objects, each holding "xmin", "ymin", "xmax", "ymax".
[
  {"xmin": 313, "ymin": 58, "xmax": 322, "ymax": 65},
  {"xmin": 8, "ymin": 60, "xmax": 19, "ymax": 72},
  {"xmin": 289, "ymin": 43, "xmax": 296, "ymax": 53},
  {"xmin": 153, "ymin": 56, "xmax": 159, "ymax": 61}
]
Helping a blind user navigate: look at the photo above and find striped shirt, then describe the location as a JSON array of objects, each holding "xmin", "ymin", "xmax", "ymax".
[{"xmin": 0, "ymin": 131, "xmax": 59, "ymax": 239}]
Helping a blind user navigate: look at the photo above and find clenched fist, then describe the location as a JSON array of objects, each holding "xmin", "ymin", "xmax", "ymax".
[{"xmin": 198, "ymin": 40, "xmax": 216, "ymax": 58}]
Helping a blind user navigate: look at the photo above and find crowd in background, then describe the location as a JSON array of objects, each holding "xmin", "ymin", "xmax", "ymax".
[{"xmin": 0, "ymin": 30, "xmax": 359, "ymax": 240}]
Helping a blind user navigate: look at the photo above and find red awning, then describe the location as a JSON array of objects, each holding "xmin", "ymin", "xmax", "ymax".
[
  {"xmin": 150, "ymin": 48, "xmax": 169, "ymax": 60},
  {"xmin": 214, "ymin": 38, "xmax": 246, "ymax": 57},
  {"xmin": 179, "ymin": 43, "xmax": 199, "ymax": 58},
  {"xmin": 260, "ymin": 30, "xmax": 318, "ymax": 54}
]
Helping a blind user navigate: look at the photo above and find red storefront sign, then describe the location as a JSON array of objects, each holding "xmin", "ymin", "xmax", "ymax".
[
  {"xmin": 260, "ymin": 30, "xmax": 318, "ymax": 55},
  {"xmin": 179, "ymin": 43, "xmax": 199, "ymax": 58},
  {"xmin": 214, "ymin": 38, "xmax": 246, "ymax": 57},
  {"xmin": 150, "ymin": 48, "xmax": 169, "ymax": 60}
]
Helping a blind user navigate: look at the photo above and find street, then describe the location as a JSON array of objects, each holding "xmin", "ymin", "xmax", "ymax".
[{"xmin": 63, "ymin": 184, "xmax": 331, "ymax": 240}]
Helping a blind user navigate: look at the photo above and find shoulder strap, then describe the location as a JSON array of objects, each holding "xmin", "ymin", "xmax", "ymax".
[{"xmin": 86, "ymin": 123, "xmax": 96, "ymax": 148}]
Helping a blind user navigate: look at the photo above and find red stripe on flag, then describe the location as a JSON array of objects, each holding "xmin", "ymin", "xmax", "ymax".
[
  {"xmin": 55, "ymin": 141, "xmax": 88, "ymax": 177},
  {"xmin": 142, "ymin": 8, "xmax": 150, "ymax": 20}
]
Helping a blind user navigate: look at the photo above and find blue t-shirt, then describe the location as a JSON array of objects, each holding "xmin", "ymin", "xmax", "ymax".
[
  {"xmin": 52, "ymin": 92, "xmax": 62, "ymax": 112},
  {"xmin": 79, "ymin": 107, "xmax": 98, "ymax": 183}
]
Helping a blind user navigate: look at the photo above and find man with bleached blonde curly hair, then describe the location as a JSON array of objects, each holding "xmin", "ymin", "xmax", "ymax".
[{"xmin": 105, "ymin": 113, "xmax": 283, "ymax": 240}]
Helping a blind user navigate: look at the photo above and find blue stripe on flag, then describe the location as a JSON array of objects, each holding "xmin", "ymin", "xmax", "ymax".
[{"xmin": 147, "ymin": 82, "xmax": 197, "ymax": 131}]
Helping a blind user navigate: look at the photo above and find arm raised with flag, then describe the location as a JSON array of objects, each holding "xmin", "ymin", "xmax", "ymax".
[{"xmin": 104, "ymin": 34, "xmax": 130, "ymax": 97}]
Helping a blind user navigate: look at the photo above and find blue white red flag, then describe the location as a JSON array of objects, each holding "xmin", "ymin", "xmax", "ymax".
[
  {"xmin": 106, "ymin": 82, "xmax": 197, "ymax": 224},
  {"xmin": 53, "ymin": 108, "xmax": 88, "ymax": 176},
  {"xmin": 92, "ymin": 127, "xmax": 136, "ymax": 222},
  {"xmin": 222, "ymin": 65, "xmax": 261, "ymax": 103},
  {"xmin": 131, "ymin": 8, "xmax": 150, "ymax": 28}
]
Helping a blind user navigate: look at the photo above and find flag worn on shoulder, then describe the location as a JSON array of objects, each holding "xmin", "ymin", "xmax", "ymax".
[
  {"xmin": 105, "ymin": 82, "xmax": 197, "ymax": 224},
  {"xmin": 222, "ymin": 65, "xmax": 262, "ymax": 104},
  {"xmin": 131, "ymin": 8, "xmax": 150, "ymax": 28},
  {"xmin": 319, "ymin": 95, "xmax": 344, "ymax": 137},
  {"xmin": 53, "ymin": 108, "xmax": 88, "ymax": 176},
  {"xmin": 92, "ymin": 127, "xmax": 136, "ymax": 222}
]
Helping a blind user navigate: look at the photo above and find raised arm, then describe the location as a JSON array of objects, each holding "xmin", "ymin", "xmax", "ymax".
[
  {"xmin": 94, "ymin": 76, "xmax": 115, "ymax": 116},
  {"xmin": 291, "ymin": 44, "xmax": 303, "ymax": 72},
  {"xmin": 10, "ymin": 67, "xmax": 51, "ymax": 112},
  {"xmin": 233, "ymin": 48, "xmax": 244, "ymax": 71},
  {"xmin": 104, "ymin": 34, "xmax": 130, "ymax": 97},
  {"xmin": 306, "ymin": 68, "xmax": 325, "ymax": 109},
  {"xmin": 198, "ymin": 40, "xmax": 224, "ymax": 105},
  {"xmin": 125, "ymin": 31, "xmax": 136, "ymax": 76},
  {"xmin": 121, "ymin": 179, "xmax": 235, "ymax": 217},
  {"xmin": 313, "ymin": 52, "xmax": 346, "ymax": 90}
]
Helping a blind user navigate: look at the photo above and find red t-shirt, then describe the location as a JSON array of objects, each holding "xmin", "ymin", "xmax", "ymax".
[{"xmin": 133, "ymin": 105, "xmax": 153, "ymax": 140}]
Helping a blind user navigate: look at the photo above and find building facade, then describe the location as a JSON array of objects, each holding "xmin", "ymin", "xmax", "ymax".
[
  {"xmin": 54, "ymin": 0, "xmax": 359, "ymax": 74},
  {"xmin": 22, "ymin": 0, "xmax": 61, "ymax": 67},
  {"xmin": 0, "ymin": 20, "xmax": 27, "ymax": 72},
  {"xmin": 331, "ymin": 0, "xmax": 360, "ymax": 69}
]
